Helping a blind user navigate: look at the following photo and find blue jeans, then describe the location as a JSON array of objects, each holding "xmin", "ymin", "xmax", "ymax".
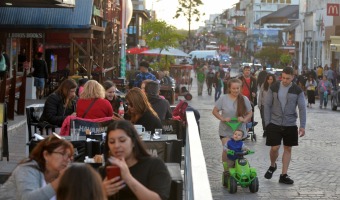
[
  {"xmin": 215, "ymin": 87, "xmax": 222, "ymax": 101},
  {"xmin": 34, "ymin": 77, "xmax": 45, "ymax": 89},
  {"xmin": 319, "ymin": 91, "xmax": 329, "ymax": 107}
]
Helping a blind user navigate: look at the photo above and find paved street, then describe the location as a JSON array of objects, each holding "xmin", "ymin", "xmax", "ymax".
[
  {"xmin": 2, "ymin": 68, "xmax": 340, "ymax": 199},
  {"xmin": 184, "ymin": 67, "xmax": 340, "ymax": 199}
]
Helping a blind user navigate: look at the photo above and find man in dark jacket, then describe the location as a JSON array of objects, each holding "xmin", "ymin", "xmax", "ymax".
[
  {"xmin": 145, "ymin": 81, "xmax": 172, "ymax": 121},
  {"xmin": 32, "ymin": 52, "xmax": 49, "ymax": 99}
]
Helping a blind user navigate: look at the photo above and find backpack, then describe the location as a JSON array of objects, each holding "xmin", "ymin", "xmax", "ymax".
[
  {"xmin": 172, "ymin": 100, "xmax": 188, "ymax": 123},
  {"xmin": 0, "ymin": 54, "xmax": 6, "ymax": 71}
]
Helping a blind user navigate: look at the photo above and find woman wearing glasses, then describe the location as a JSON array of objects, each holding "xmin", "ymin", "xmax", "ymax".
[{"xmin": 0, "ymin": 134, "xmax": 74, "ymax": 200}]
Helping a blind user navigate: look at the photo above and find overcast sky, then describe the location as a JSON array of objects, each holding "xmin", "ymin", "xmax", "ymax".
[{"xmin": 145, "ymin": 0, "xmax": 239, "ymax": 30}]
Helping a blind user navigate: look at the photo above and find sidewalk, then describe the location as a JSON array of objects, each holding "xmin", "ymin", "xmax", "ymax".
[{"xmin": 0, "ymin": 99, "xmax": 46, "ymax": 183}]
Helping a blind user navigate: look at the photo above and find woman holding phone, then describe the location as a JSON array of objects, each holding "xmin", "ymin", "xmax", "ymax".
[{"xmin": 99, "ymin": 120, "xmax": 171, "ymax": 200}]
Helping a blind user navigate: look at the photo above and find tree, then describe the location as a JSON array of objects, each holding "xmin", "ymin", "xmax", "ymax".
[
  {"xmin": 280, "ymin": 54, "xmax": 292, "ymax": 67},
  {"xmin": 142, "ymin": 20, "xmax": 185, "ymax": 71},
  {"xmin": 255, "ymin": 44, "xmax": 283, "ymax": 67},
  {"xmin": 143, "ymin": 20, "xmax": 184, "ymax": 49},
  {"xmin": 174, "ymin": 0, "xmax": 205, "ymax": 48}
]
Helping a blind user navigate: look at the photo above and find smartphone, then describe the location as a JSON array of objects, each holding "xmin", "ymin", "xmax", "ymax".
[{"xmin": 106, "ymin": 165, "xmax": 120, "ymax": 180}]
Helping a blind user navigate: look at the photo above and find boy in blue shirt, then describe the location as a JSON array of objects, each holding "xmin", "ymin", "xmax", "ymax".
[{"xmin": 223, "ymin": 129, "xmax": 248, "ymax": 182}]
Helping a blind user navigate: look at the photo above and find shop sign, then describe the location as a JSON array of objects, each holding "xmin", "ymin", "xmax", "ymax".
[
  {"xmin": 327, "ymin": 3, "xmax": 339, "ymax": 16},
  {"xmin": 8, "ymin": 33, "xmax": 44, "ymax": 38}
]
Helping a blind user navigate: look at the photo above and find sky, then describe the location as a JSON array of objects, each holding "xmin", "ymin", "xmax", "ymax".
[{"xmin": 145, "ymin": 0, "xmax": 240, "ymax": 30}]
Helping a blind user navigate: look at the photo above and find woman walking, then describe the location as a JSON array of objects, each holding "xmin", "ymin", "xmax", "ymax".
[
  {"xmin": 305, "ymin": 76, "xmax": 317, "ymax": 108},
  {"xmin": 258, "ymin": 74, "xmax": 276, "ymax": 137}
]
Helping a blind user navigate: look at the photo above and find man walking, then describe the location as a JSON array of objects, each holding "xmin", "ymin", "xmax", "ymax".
[
  {"xmin": 263, "ymin": 66, "xmax": 306, "ymax": 184},
  {"xmin": 134, "ymin": 61, "xmax": 156, "ymax": 88},
  {"xmin": 239, "ymin": 65, "xmax": 257, "ymax": 105}
]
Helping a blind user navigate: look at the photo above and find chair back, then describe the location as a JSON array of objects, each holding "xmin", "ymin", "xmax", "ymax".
[
  {"xmin": 26, "ymin": 104, "xmax": 44, "ymax": 140},
  {"xmin": 161, "ymin": 119, "xmax": 184, "ymax": 141},
  {"xmin": 60, "ymin": 116, "xmax": 114, "ymax": 136}
]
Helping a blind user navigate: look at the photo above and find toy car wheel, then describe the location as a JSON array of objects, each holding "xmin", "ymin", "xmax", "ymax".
[
  {"xmin": 249, "ymin": 177, "xmax": 259, "ymax": 193},
  {"xmin": 184, "ymin": 93, "xmax": 192, "ymax": 101},
  {"xmin": 228, "ymin": 177, "xmax": 237, "ymax": 194}
]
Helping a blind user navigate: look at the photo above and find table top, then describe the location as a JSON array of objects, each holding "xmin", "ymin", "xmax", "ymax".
[{"xmin": 142, "ymin": 134, "xmax": 177, "ymax": 142}]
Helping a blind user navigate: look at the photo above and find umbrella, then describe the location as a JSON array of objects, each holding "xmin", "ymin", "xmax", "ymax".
[
  {"xmin": 126, "ymin": 47, "xmax": 149, "ymax": 54},
  {"xmin": 141, "ymin": 47, "xmax": 189, "ymax": 57}
]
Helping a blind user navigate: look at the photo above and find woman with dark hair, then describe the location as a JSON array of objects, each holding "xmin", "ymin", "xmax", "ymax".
[
  {"xmin": 212, "ymin": 78, "xmax": 252, "ymax": 178},
  {"xmin": 125, "ymin": 87, "xmax": 162, "ymax": 133},
  {"xmin": 305, "ymin": 75, "xmax": 317, "ymax": 108},
  {"xmin": 100, "ymin": 120, "xmax": 171, "ymax": 200},
  {"xmin": 102, "ymin": 80, "xmax": 124, "ymax": 115},
  {"xmin": 40, "ymin": 79, "xmax": 78, "ymax": 127},
  {"xmin": 258, "ymin": 74, "xmax": 276, "ymax": 137},
  {"xmin": 0, "ymin": 134, "xmax": 74, "ymax": 200},
  {"xmin": 57, "ymin": 163, "xmax": 106, "ymax": 200}
]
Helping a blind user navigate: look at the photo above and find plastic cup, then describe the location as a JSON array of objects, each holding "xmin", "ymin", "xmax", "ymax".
[{"xmin": 106, "ymin": 165, "xmax": 121, "ymax": 180}]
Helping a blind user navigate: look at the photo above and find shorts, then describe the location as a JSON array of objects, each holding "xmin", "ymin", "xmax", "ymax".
[
  {"xmin": 34, "ymin": 78, "xmax": 45, "ymax": 89},
  {"xmin": 265, "ymin": 123, "xmax": 298, "ymax": 147}
]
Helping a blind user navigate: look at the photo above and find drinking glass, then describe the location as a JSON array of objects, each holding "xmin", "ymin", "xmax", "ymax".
[
  {"xmin": 154, "ymin": 129, "xmax": 162, "ymax": 139},
  {"xmin": 143, "ymin": 131, "xmax": 151, "ymax": 140},
  {"xmin": 71, "ymin": 128, "xmax": 80, "ymax": 141}
]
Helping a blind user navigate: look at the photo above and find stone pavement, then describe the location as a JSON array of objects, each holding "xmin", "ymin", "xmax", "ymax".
[{"xmin": 183, "ymin": 67, "xmax": 340, "ymax": 199}]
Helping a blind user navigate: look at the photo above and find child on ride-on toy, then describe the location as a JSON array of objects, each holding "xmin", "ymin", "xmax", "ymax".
[{"xmin": 223, "ymin": 129, "xmax": 249, "ymax": 181}]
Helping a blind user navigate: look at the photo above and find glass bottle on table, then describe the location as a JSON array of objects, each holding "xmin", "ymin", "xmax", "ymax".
[{"xmin": 118, "ymin": 102, "xmax": 124, "ymax": 118}]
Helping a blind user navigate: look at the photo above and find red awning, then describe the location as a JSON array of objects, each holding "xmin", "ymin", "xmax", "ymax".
[
  {"xmin": 233, "ymin": 26, "xmax": 247, "ymax": 32},
  {"xmin": 126, "ymin": 47, "xmax": 148, "ymax": 54}
]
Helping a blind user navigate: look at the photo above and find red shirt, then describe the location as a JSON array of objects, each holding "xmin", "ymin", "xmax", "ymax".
[
  {"xmin": 241, "ymin": 77, "xmax": 251, "ymax": 100},
  {"xmin": 76, "ymin": 98, "xmax": 113, "ymax": 119}
]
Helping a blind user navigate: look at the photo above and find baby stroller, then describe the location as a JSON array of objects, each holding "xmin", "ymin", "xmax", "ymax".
[{"xmin": 246, "ymin": 104, "xmax": 257, "ymax": 142}]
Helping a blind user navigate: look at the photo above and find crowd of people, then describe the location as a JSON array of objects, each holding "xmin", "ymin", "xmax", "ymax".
[{"xmin": 0, "ymin": 59, "xmax": 186, "ymax": 199}]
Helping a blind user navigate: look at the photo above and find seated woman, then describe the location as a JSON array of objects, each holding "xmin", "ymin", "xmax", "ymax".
[
  {"xmin": 125, "ymin": 87, "xmax": 162, "ymax": 133},
  {"xmin": 39, "ymin": 79, "xmax": 77, "ymax": 127},
  {"xmin": 102, "ymin": 80, "xmax": 125, "ymax": 114},
  {"xmin": 76, "ymin": 80, "xmax": 113, "ymax": 119},
  {"xmin": 57, "ymin": 163, "xmax": 106, "ymax": 200},
  {"xmin": 100, "ymin": 120, "xmax": 171, "ymax": 200},
  {"xmin": 0, "ymin": 134, "xmax": 74, "ymax": 199}
]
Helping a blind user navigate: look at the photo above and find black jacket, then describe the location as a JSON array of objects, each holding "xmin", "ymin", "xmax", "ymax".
[
  {"xmin": 147, "ymin": 95, "xmax": 172, "ymax": 121},
  {"xmin": 32, "ymin": 59, "xmax": 48, "ymax": 78},
  {"xmin": 40, "ymin": 93, "xmax": 77, "ymax": 127}
]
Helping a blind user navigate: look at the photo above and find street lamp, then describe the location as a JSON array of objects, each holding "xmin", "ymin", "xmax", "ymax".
[{"xmin": 305, "ymin": 36, "xmax": 312, "ymax": 69}]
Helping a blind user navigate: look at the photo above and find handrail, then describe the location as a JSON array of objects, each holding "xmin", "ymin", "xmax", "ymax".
[{"xmin": 184, "ymin": 111, "xmax": 213, "ymax": 200}]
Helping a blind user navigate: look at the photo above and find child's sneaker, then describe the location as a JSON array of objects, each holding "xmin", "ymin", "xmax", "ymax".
[
  {"xmin": 279, "ymin": 174, "xmax": 294, "ymax": 184},
  {"xmin": 264, "ymin": 163, "xmax": 277, "ymax": 179}
]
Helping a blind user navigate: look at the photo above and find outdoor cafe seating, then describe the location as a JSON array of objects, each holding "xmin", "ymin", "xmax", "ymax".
[{"xmin": 26, "ymin": 111, "xmax": 183, "ymax": 200}]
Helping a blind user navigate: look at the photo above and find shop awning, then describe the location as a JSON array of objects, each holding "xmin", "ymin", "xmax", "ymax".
[
  {"xmin": 0, "ymin": 0, "xmax": 91, "ymax": 29},
  {"xmin": 0, "ymin": 0, "xmax": 75, "ymax": 8}
]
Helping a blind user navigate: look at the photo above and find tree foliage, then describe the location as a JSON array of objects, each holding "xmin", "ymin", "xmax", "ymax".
[
  {"xmin": 280, "ymin": 54, "xmax": 292, "ymax": 67},
  {"xmin": 174, "ymin": 0, "xmax": 205, "ymax": 36},
  {"xmin": 142, "ymin": 20, "xmax": 185, "ymax": 71},
  {"xmin": 142, "ymin": 20, "xmax": 184, "ymax": 49},
  {"xmin": 255, "ymin": 45, "xmax": 283, "ymax": 67}
]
